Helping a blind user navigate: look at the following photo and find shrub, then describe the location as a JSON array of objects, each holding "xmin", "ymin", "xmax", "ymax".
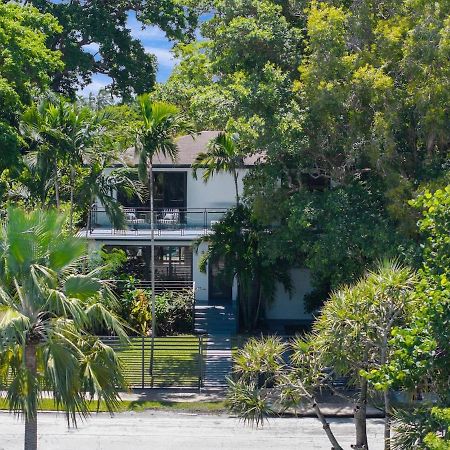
[{"xmin": 121, "ymin": 287, "xmax": 194, "ymax": 336}]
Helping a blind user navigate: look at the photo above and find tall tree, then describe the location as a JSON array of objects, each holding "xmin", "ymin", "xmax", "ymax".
[
  {"xmin": 134, "ymin": 97, "xmax": 191, "ymax": 343},
  {"xmin": 19, "ymin": 97, "xmax": 139, "ymax": 230},
  {"xmin": 0, "ymin": 2, "xmax": 63, "ymax": 175},
  {"xmin": 163, "ymin": 0, "xmax": 450, "ymax": 307},
  {"xmin": 20, "ymin": 97, "xmax": 69, "ymax": 209},
  {"xmin": 313, "ymin": 260, "xmax": 416, "ymax": 450},
  {"xmin": 0, "ymin": 208, "xmax": 127, "ymax": 450},
  {"xmin": 369, "ymin": 186, "xmax": 450, "ymax": 449},
  {"xmin": 26, "ymin": 0, "xmax": 198, "ymax": 99}
]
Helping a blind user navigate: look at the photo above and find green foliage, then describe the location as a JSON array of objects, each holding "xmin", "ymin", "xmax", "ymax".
[
  {"xmin": 156, "ymin": 0, "xmax": 302, "ymax": 144},
  {"xmin": 227, "ymin": 335, "xmax": 345, "ymax": 448},
  {"xmin": 27, "ymin": 0, "xmax": 198, "ymax": 98},
  {"xmin": 192, "ymin": 132, "xmax": 249, "ymax": 204},
  {"xmin": 227, "ymin": 378, "xmax": 274, "ymax": 427},
  {"xmin": 233, "ymin": 336, "xmax": 286, "ymax": 384},
  {"xmin": 87, "ymin": 247, "xmax": 128, "ymax": 280},
  {"xmin": 197, "ymin": 205, "xmax": 292, "ymax": 330},
  {"xmin": 375, "ymin": 187, "xmax": 450, "ymax": 401},
  {"xmin": 162, "ymin": 0, "xmax": 450, "ymax": 309},
  {"xmin": 135, "ymin": 97, "xmax": 192, "ymax": 183},
  {"xmin": 0, "ymin": 207, "xmax": 127, "ymax": 427},
  {"xmin": 285, "ymin": 182, "xmax": 418, "ymax": 309},
  {"xmin": 312, "ymin": 260, "xmax": 416, "ymax": 382},
  {"xmin": 153, "ymin": 290, "xmax": 194, "ymax": 336},
  {"xmin": 391, "ymin": 407, "xmax": 450, "ymax": 450},
  {"xmin": 121, "ymin": 287, "xmax": 194, "ymax": 336},
  {"xmin": 0, "ymin": 2, "xmax": 63, "ymax": 173},
  {"xmin": 16, "ymin": 96, "xmax": 139, "ymax": 228},
  {"xmin": 130, "ymin": 289, "xmax": 152, "ymax": 336}
]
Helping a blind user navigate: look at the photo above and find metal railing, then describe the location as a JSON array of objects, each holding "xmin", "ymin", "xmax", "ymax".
[
  {"xmin": 108, "ymin": 279, "xmax": 196, "ymax": 295},
  {"xmin": 88, "ymin": 206, "xmax": 228, "ymax": 236}
]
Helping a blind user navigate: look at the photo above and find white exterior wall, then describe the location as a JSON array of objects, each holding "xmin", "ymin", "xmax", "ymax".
[
  {"xmin": 193, "ymin": 241, "xmax": 209, "ymax": 303},
  {"xmin": 186, "ymin": 168, "xmax": 245, "ymax": 209},
  {"xmin": 266, "ymin": 269, "xmax": 314, "ymax": 321}
]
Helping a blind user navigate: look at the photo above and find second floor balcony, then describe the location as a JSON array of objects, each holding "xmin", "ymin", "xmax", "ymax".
[{"xmin": 87, "ymin": 206, "xmax": 229, "ymax": 239}]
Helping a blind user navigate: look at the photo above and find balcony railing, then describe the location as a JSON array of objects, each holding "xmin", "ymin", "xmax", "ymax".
[
  {"xmin": 107, "ymin": 279, "xmax": 195, "ymax": 295},
  {"xmin": 88, "ymin": 206, "xmax": 228, "ymax": 236}
]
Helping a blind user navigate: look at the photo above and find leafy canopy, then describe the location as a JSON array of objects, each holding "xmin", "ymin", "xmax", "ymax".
[
  {"xmin": 28, "ymin": 0, "xmax": 198, "ymax": 98},
  {"xmin": 0, "ymin": 2, "xmax": 63, "ymax": 171}
]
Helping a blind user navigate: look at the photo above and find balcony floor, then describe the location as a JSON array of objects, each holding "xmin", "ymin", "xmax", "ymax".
[{"xmin": 80, "ymin": 226, "xmax": 211, "ymax": 241}]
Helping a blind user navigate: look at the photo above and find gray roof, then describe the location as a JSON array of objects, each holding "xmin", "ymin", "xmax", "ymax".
[{"xmin": 121, "ymin": 131, "xmax": 261, "ymax": 167}]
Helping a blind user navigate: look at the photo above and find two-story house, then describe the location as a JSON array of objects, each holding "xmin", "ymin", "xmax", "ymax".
[{"xmin": 85, "ymin": 131, "xmax": 313, "ymax": 332}]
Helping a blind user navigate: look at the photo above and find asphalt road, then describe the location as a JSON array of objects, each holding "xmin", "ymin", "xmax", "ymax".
[{"xmin": 0, "ymin": 411, "xmax": 385, "ymax": 450}]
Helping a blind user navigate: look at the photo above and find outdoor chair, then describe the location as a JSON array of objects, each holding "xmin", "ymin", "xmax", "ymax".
[
  {"xmin": 158, "ymin": 208, "xmax": 180, "ymax": 228},
  {"xmin": 124, "ymin": 208, "xmax": 145, "ymax": 230}
]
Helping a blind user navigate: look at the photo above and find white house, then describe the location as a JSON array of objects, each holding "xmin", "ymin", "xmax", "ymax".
[{"xmin": 84, "ymin": 131, "xmax": 313, "ymax": 332}]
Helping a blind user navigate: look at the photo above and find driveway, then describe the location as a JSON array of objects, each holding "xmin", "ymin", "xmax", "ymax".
[{"xmin": 0, "ymin": 411, "xmax": 385, "ymax": 449}]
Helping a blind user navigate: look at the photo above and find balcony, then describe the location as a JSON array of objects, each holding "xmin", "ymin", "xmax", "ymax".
[{"xmin": 86, "ymin": 206, "xmax": 228, "ymax": 239}]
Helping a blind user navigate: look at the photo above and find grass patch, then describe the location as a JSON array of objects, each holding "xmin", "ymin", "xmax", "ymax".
[
  {"xmin": 103, "ymin": 335, "xmax": 204, "ymax": 388},
  {"xmin": 0, "ymin": 398, "xmax": 227, "ymax": 414}
]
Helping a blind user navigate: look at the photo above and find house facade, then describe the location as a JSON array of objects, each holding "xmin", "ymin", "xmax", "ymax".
[{"xmin": 85, "ymin": 131, "xmax": 313, "ymax": 331}]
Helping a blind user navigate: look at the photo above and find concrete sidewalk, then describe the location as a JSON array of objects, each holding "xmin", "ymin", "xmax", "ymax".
[{"xmin": 120, "ymin": 388, "xmax": 384, "ymax": 418}]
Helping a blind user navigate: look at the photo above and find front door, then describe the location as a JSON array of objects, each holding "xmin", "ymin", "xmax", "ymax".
[{"xmin": 208, "ymin": 258, "xmax": 232, "ymax": 304}]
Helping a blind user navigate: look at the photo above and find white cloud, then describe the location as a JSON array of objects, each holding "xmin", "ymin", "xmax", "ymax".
[
  {"xmin": 127, "ymin": 13, "xmax": 167, "ymax": 43},
  {"xmin": 145, "ymin": 47, "xmax": 179, "ymax": 68}
]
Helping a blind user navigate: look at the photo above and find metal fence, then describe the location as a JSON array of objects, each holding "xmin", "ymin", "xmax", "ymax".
[{"xmin": 101, "ymin": 335, "xmax": 207, "ymax": 389}]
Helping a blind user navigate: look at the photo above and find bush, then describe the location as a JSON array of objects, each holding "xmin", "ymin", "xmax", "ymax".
[
  {"xmin": 121, "ymin": 286, "xmax": 194, "ymax": 336},
  {"xmin": 154, "ymin": 290, "xmax": 194, "ymax": 336}
]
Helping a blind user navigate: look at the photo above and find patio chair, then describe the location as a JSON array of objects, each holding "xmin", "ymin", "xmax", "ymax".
[
  {"xmin": 124, "ymin": 208, "xmax": 145, "ymax": 230},
  {"xmin": 158, "ymin": 208, "xmax": 180, "ymax": 227}
]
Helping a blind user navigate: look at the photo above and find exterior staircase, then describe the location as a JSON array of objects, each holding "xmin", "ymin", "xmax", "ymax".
[{"xmin": 194, "ymin": 304, "xmax": 236, "ymax": 389}]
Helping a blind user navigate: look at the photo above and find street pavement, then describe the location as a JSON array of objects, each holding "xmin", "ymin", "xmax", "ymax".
[{"xmin": 0, "ymin": 411, "xmax": 385, "ymax": 450}]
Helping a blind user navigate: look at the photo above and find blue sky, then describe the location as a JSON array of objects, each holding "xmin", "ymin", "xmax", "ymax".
[{"xmin": 80, "ymin": 12, "xmax": 181, "ymax": 96}]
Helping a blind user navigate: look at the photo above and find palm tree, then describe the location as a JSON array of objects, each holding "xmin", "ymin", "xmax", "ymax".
[
  {"xmin": 21, "ymin": 96, "xmax": 112, "ymax": 231},
  {"xmin": 192, "ymin": 132, "xmax": 247, "ymax": 206},
  {"xmin": 134, "ymin": 96, "xmax": 191, "ymax": 345},
  {"xmin": 0, "ymin": 208, "xmax": 127, "ymax": 450},
  {"xmin": 20, "ymin": 97, "xmax": 68, "ymax": 209}
]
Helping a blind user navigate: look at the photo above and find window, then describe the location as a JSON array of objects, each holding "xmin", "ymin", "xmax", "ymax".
[{"xmin": 117, "ymin": 171, "xmax": 187, "ymax": 209}]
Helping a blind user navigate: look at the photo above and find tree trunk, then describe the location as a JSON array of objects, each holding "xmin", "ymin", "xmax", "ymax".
[
  {"xmin": 54, "ymin": 160, "xmax": 60, "ymax": 210},
  {"xmin": 69, "ymin": 166, "xmax": 75, "ymax": 232},
  {"xmin": 312, "ymin": 399, "xmax": 344, "ymax": 450},
  {"xmin": 24, "ymin": 343, "xmax": 38, "ymax": 450},
  {"xmin": 149, "ymin": 159, "xmax": 156, "ymax": 385},
  {"xmin": 295, "ymin": 383, "xmax": 343, "ymax": 450},
  {"xmin": 83, "ymin": 198, "xmax": 94, "ymax": 274},
  {"xmin": 253, "ymin": 280, "xmax": 262, "ymax": 330},
  {"xmin": 380, "ymin": 317, "xmax": 395, "ymax": 450},
  {"xmin": 233, "ymin": 170, "xmax": 240, "ymax": 206},
  {"xmin": 354, "ymin": 377, "xmax": 369, "ymax": 450},
  {"xmin": 149, "ymin": 159, "xmax": 156, "ymax": 338}
]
